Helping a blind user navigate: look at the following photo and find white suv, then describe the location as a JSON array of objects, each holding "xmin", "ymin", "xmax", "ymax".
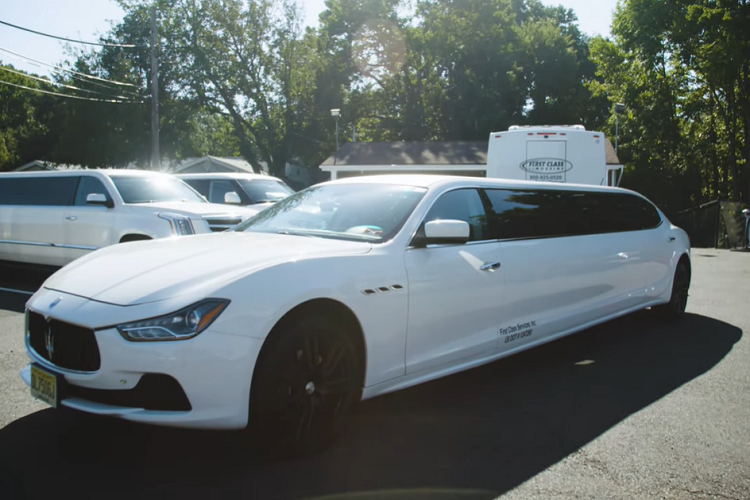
[
  {"xmin": 0, "ymin": 169, "xmax": 263, "ymax": 267},
  {"xmin": 177, "ymin": 172, "xmax": 294, "ymax": 207}
]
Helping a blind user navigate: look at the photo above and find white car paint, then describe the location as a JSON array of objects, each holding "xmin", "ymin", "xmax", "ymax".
[{"xmin": 21, "ymin": 175, "xmax": 690, "ymax": 434}]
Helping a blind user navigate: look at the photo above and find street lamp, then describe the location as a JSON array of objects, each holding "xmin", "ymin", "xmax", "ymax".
[
  {"xmin": 614, "ymin": 103, "xmax": 625, "ymax": 155},
  {"xmin": 331, "ymin": 109, "xmax": 340, "ymax": 150}
]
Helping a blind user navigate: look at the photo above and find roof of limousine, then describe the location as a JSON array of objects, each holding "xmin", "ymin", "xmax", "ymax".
[{"xmin": 325, "ymin": 174, "xmax": 631, "ymax": 193}]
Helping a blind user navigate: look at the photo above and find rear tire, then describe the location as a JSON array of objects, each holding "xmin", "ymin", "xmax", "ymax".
[
  {"xmin": 653, "ymin": 263, "xmax": 690, "ymax": 321},
  {"xmin": 248, "ymin": 316, "xmax": 362, "ymax": 455}
]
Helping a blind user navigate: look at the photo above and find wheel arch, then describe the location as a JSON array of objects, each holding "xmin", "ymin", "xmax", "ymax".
[
  {"xmin": 119, "ymin": 233, "xmax": 153, "ymax": 243},
  {"xmin": 677, "ymin": 253, "xmax": 691, "ymax": 283},
  {"xmin": 255, "ymin": 298, "xmax": 367, "ymax": 389}
]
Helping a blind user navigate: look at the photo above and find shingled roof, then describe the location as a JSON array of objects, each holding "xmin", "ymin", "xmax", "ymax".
[
  {"xmin": 322, "ymin": 139, "xmax": 620, "ymax": 166},
  {"xmin": 321, "ymin": 141, "xmax": 488, "ymax": 167}
]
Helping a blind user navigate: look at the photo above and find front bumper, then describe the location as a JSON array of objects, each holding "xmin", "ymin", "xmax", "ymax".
[{"xmin": 21, "ymin": 290, "xmax": 264, "ymax": 430}]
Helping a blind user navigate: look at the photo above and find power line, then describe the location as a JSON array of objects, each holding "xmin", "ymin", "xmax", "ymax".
[
  {"xmin": 0, "ymin": 79, "xmax": 144, "ymax": 103},
  {"xmin": 0, "ymin": 46, "xmax": 138, "ymax": 87},
  {"xmin": 0, "ymin": 19, "xmax": 142, "ymax": 48},
  {"xmin": 0, "ymin": 49, "xmax": 142, "ymax": 98},
  {"xmin": 0, "ymin": 65, "xmax": 143, "ymax": 101}
]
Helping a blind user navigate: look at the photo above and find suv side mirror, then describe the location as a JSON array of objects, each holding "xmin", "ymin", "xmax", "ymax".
[
  {"xmin": 413, "ymin": 219, "xmax": 470, "ymax": 247},
  {"xmin": 224, "ymin": 192, "xmax": 242, "ymax": 205},
  {"xmin": 86, "ymin": 193, "xmax": 113, "ymax": 208}
]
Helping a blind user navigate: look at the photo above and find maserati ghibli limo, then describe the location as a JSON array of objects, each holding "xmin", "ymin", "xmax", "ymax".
[{"xmin": 21, "ymin": 175, "xmax": 691, "ymax": 452}]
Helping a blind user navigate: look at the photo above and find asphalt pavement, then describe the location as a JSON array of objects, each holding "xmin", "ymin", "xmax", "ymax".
[{"xmin": 0, "ymin": 250, "xmax": 747, "ymax": 500}]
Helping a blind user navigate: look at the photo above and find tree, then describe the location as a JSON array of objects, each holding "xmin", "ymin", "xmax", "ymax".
[
  {"xmin": 592, "ymin": 0, "xmax": 750, "ymax": 206},
  {"xmin": 0, "ymin": 63, "xmax": 57, "ymax": 171}
]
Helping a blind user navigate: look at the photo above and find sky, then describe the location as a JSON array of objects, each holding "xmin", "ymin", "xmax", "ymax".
[{"xmin": 0, "ymin": 0, "xmax": 619, "ymax": 77}]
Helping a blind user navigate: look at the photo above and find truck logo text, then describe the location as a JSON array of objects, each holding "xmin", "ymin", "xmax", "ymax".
[{"xmin": 520, "ymin": 158, "xmax": 573, "ymax": 174}]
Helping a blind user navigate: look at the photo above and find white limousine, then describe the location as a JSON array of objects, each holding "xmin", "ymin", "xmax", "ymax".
[{"xmin": 21, "ymin": 175, "xmax": 691, "ymax": 452}]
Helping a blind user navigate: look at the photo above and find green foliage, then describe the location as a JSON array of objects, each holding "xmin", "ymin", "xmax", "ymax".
[
  {"xmin": 8, "ymin": 0, "xmax": 699, "ymax": 201},
  {"xmin": 591, "ymin": 0, "xmax": 750, "ymax": 208}
]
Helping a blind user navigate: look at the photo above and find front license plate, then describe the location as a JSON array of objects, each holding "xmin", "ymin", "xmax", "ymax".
[{"xmin": 30, "ymin": 364, "xmax": 58, "ymax": 408}]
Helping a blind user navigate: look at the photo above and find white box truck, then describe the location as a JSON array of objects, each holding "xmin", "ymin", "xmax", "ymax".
[{"xmin": 486, "ymin": 125, "xmax": 623, "ymax": 186}]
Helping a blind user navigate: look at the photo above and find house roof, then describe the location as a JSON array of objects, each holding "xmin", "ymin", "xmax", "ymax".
[
  {"xmin": 322, "ymin": 139, "xmax": 622, "ymax": 167},
  {"xmin": 14, "ymin": 160, "xmax": 86, "ymax": 171},
  {"xmin": 175, "ymin": 156, "xmax": 256, "ymax": 173},
  {"xmin": 321, "ymin": 141, "xmax": 488, "ymax": 167}
]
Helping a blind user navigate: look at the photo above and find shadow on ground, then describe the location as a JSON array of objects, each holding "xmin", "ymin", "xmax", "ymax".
[
  {"xmin": 0, "ymin": 261, "xmax": 58, "ymax": 313},
  {"xmin": 0, "ymin": 312, "xmax": 741, "ymax": 500}
]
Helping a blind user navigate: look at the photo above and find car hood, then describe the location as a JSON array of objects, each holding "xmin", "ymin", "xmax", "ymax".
[
  {"xmin": 44, "ymin": 232, "xmax": 372, "ymax": 306},
  {"xmin": 132, "ymin": 201, "xmax": 259, "ymax": 218}
]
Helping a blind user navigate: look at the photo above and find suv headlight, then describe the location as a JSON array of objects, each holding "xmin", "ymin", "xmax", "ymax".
[
  {"xmin": 117, "ymin": 299, "xmax": 230, "ymax": 341},
  {"xmin": 159, "ymin": 213, "xmax": 195, "ymax": 235}
]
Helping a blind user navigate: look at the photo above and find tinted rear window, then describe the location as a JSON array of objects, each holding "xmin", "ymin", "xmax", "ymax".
[
  {"xmin": 0, "ymin": 176, "xmax": 79, "ymax": 206},
  {"xmin": 483, "ymin": 188, "xmax": 661, "ymax": 239}
]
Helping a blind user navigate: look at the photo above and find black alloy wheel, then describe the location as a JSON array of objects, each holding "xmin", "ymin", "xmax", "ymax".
[{"xmin": 250, "ymin": 316, "xmax": 361, "ymax": 454}]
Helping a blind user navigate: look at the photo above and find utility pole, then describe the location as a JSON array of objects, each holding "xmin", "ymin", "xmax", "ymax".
[{"xmin": 150, "ymin": 6, "xmax": 160, "ymax": 171}]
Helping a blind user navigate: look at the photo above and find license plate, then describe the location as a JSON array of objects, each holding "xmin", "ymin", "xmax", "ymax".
[{"xmin": 30, "ymin": 364, "xmax": 58, "ymax": 408}]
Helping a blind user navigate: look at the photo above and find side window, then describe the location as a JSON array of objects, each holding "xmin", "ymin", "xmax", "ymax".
[
  {"xmin": 0, "ymin": 176, "xmax": 78, "ymax": 206},
  {"xmin": 183, "ymin": 179, "xmax": 209, "ymax": 198},
  {"xmin": 421, "ymin": 189, "xmax": 488, "ymax": 241},
  {"xmin": 208, "ymin": 180, "xmax": 239, "ymax": 204},
  {"xmin": 600, "ymin": 193, "xmax": 662, "ymax": 232},
  {"xmin": 484, "ymin": 189, "xmax": 568, "ymax": 239},
  {"xmin": 628, "ymin": 195, "xmax": 662, "ymax": 229},
  {"xmin": 74, "ymin": 176, "xmax": 111, "ymax": 206}
]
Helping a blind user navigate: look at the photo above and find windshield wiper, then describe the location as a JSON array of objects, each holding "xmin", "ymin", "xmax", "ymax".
[{"xmin": 277, "ymin": 230, "xmax": 314, "ymax": 237}]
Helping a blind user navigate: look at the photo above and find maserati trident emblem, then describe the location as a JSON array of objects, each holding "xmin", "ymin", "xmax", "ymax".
[
  {"xmin": 44, "ymin": 322, "xmax": 55, "ymax": 360},
  {"xmin": 49, "ymin": 297, "xmax": 62, "ymax": 309}
]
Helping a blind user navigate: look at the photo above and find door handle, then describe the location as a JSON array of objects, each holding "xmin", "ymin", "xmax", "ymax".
[
  {"xmin": 667, "ymin": 236, "xmax": 675, "ymax": 242},
  {"xmin": 65, "ymin": 216, "xmax": 77, "ymax": 221},
  {"xmin": 480, "ymin": 261, "xmax": 501, "ymax": 271}
]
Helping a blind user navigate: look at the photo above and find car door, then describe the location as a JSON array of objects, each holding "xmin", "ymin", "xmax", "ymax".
[
  {"xmin": 0, "ymin": 175, "xmax": 74, "ymax": 267},
  {"xmin": 62, "ymin": 175, "xmax": 115, "ymax": 262},
  {"xmin": 404, "ymin": 188, "xmax": 503, "ymax": 374}
]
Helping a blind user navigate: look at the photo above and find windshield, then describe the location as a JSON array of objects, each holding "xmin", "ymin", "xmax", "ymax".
[
  {"xmin": 111, "ymin": 176, "xmax": 206, "ymax": 204},
  {"xmin": 238, "ymin": 179, "xmax": 295, "ymax": 203},
  {"xmin": 234, "ymin": 184, "xmax": 427, "ymax": 242}
]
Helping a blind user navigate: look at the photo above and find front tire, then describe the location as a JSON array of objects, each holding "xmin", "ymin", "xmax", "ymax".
[
  {"xmin": 249, "ymin": 316, "xmax": 362, "ymax": 455},
  {"xmin": 654, "ymin": 263, "xmax": 690, "ymax": 321}
]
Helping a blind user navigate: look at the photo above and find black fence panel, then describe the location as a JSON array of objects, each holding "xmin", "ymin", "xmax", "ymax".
[{"xmin": 673, "ymin": 200, "xmax": 749, "ymax": 248}]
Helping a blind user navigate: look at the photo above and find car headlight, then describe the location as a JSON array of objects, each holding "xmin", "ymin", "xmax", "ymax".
[
  {"xmin": 158, "ymin": 213, "xmax": 195, "ymax": 235},
  {"xmin": 117, "ymin": 299, "xmax": 230, "ymax": 341}
]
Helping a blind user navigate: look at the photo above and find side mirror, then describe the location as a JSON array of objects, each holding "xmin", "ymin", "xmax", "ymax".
[
  {"xmin": 86, "ymin": 193, "xmax": 112, "ymax": 208},
  {"xmin": 413, "ymin": 219, "xmax": 471, "ymax": 247},
  {"xmin": 224, "ymin": 192, "xmax": 242, "ymax": 205}
]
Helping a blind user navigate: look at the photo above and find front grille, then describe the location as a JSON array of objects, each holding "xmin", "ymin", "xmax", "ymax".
[
  {"xmin": 27, "ymin": 311, "xmax": 101, "ymax": 372},
  {"xmin": 66, "ymin": 374, "xmax": 191, "ymax": 411},
  {"xmin": 204, "ymin": 216, "xmax": 244, "ymax": 232}
]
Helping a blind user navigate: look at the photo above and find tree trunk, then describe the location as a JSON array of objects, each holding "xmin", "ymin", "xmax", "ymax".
[{"xmin": 726, "ymin": 84, "xmax": 739, "ymax": 201}]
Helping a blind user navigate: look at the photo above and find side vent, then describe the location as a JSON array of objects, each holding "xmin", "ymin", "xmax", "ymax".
[{"xmin": 362, "ymin": 285, "xmax": 405, "ymax": 295}]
